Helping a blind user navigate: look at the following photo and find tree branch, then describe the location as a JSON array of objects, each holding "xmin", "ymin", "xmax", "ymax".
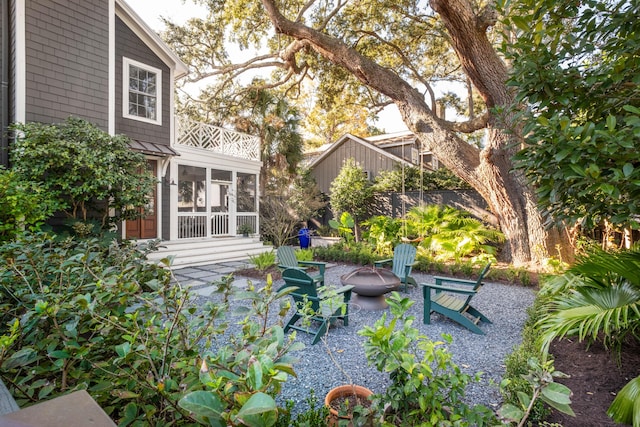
[
  {"xmin": 430, "ymin": 0, "xmax": 510, "ymax": 108},
  {"xmin": 260, "ymin": 0, "xmax": 428, "ymax": 111},
  {"xmin": 447, "ymin": 111, "xmax": 489, "ymax": 133},
  {"xmin": 357, "ymin": 30, "xmax": 437, "ymax": 110},
  {"xmin": 260, "ymin": 0, "xmax": 483, "ymax": 176}
]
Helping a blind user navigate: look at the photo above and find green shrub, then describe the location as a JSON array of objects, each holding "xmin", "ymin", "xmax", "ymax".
[
  {"xmin": 295, "ymin": 248, "xmax": 314, "ymax": 262},
  {"xmin": 178, "ymin": 275, "xmax": 302, "ymax": 427},
  {"xmin": 10, "ymin": 118, "xmax": 156, "ymax": 228},
  {"xmin": 500, "ymin": 296, "xmax": 551, "ymax": 423},
  {"xmin": 329, "ymin": 160, "xmax": 374, "ymax": 238},
  {"xmin": 249, "ymin": 250, "xmax": 277, "ymax": 270},
  {"xmin": 359, "ymin": 293, "xmax": 496, "ymax": 426},
  {"xmin": 406, "ymin": 205, "xmax": 503, "ymax": 262},
  {"xmin": 0, "ymin": 168, "xmax": 59, "ymax": 242},
  {"xmin": 277, "ymin": 390, "xmax": 329, "ymax": 427},
  {"xmin": 361, "ymin": 215, "xmax": 403, "ymax": 256},
  {"xmin": 314, "ymin": 241, "xmax": 380, "ymax": 266},
  {"xmin": 0, "ymin": 233, "xmax": 299, "ymax": 426}
]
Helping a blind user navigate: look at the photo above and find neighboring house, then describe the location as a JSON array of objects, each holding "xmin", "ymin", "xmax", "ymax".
[
  {"xmin": 305, "ymin": 131, "xmax": 439, "ymax": 194},
  {"xmin": 0, "ymin": 0, "xmax": 266, "ymax": 266}
]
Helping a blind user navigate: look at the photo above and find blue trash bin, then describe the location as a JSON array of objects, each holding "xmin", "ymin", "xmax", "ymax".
[{"xmin": 298, "ymin": 228, "xmax": 310, "ymax": 249}]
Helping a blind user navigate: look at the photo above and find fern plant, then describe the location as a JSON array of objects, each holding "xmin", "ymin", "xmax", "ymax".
[
  {"xmin": 406, "ymin": 205, "xmax": 504, "ymax": 262},
  {"xmin": 249, "ymin": 250, "xmax": 276, "ymax": 271}
]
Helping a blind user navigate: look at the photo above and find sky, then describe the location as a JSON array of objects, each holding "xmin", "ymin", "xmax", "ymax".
[{"xmin": 128, "ymin": 0, "xmax": 409, "ymax": 133}]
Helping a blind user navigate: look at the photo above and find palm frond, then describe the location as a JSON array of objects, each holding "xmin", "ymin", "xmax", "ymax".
[
  {"xmin": 608, "ymin": 375, "xmax": 640, "ymax": 427},
  {"xmin": 570, "ymin": 248, "xmax": 640, "ymax": 289},
  {"xmin": 539, "ymin": 283, "xmax": 640, "ymax": 351}
]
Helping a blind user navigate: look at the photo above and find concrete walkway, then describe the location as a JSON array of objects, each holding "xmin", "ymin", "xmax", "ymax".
[{"xmin": 171, "ymin": 260, "xmax": 254, "ymax": 296}]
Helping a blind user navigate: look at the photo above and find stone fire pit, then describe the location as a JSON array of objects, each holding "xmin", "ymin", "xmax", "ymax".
[{"xmin": 340, "ymin": 267, "xmax": 401, "ymax": 310}]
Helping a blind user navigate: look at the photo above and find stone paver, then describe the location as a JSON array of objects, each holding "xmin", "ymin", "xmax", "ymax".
[{"xmin": 171, "ymin": 261, "xmax": 253, "ymax": 289}]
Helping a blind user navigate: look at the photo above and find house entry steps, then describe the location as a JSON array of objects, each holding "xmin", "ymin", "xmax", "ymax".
[{"xmin": 145, "ymin": 236, "xmax": 272, "ymax": 268}]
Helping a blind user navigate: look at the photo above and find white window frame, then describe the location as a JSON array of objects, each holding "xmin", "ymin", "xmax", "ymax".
[{"xmin": 122, "ymin": 57, "xmax": 162, "ymax": 125}]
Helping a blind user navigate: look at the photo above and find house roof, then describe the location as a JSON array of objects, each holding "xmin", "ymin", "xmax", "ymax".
[
  {"xmin": 128, "ymin": 139, "xmax": 180, "ymax": 157},
  {"xmin": 116, "ymin": 0, "xmax": 189, "ymax": 78},
  {"xmin": 306, "ymin": 133, "xmax": 416, "ymax": 169},
  {"xmin": 365, "ymin": 130, "xmax": 416, "ymax": 147}
]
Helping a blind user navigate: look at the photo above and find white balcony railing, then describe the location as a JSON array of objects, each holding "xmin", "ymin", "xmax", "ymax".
[{"xmin": 176, "ymin": 117, "xmax": 260, "ymax": 161}]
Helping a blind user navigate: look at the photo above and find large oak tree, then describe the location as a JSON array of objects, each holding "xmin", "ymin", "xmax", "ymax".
[{"xmin": 164, "ymin": 0, "xmax": 568, "ymax": 264}]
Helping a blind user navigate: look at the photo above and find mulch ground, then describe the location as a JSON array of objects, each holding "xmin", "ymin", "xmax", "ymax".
[{"xmin": 546, "ymin": 338, "xmax": 640, "ymax": 426}]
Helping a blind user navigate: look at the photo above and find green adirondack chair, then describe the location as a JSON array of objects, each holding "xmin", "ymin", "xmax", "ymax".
[
  {"xmin": 421, "ymin": 262, "xmax": 492, "ymax": 335},
  {"xmin": 374, "ymin": 243, "xmax": 417, "ymax": 292},
  {"xmin": 277, "ymin": 245, "xmax": 326, "ymax": 286},
  {"xmin": 280, "ymin": 268, "xmax": 354, "ymax": 345}
]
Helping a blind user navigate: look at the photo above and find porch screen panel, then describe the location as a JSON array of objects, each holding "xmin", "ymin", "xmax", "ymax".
[
  {"xmin": 178, "ymin": 165, "xmax": 206, "ymax": 211},
  {"xmin": 210, "ymin": 169, "xmax": 231, "ymax": 212},
  {"xmin": 237, "ymin": 172, "xmax": 256, "ymax": 212},
  {"xmin": 178, "ymin": 165, "xmax": 207, "ymax": 238},
  {"xmin": 236, "ymin": 172, "xmax": 257, "ymax": 236},
  {"xmin": 210, "ymin": 169, "xmax": 231, "ymax": 235}
]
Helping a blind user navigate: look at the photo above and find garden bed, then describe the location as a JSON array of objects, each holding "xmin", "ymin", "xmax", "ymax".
[{"xmin": 547, "ymin": 338, "xmax": 640, "ymax": 426}]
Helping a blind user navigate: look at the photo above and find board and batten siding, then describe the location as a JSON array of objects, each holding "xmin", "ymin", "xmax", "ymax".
[
  {"xmin": 24, "ymin": 0, "xmax": 109, "ymax": 127},
  {"xmin": 115, "ymin": 16, "xmax": 171, "ymax": 145},
  {"xmin": 384, "ymin": 144, "xmax": 416, "ymax": 162},
  {"xmin": 312, "ymin": 138, "xmax": 400, "ymax": 194}
]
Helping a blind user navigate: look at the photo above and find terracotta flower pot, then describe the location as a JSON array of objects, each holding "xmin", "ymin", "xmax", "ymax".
[{"xmin": 324, "ymin": 384, "xmax": 373, "ymax": 427}]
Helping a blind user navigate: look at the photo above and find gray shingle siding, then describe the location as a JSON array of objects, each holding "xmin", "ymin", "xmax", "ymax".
[
  {"xmin": 162, "ymin": 182, "xmax": 170, "ymax": 239},
  {"xmin": 24, "ymin": 0, "xmax": 109, "ymax": 128},
  {"xmin": 0, "ymin": 1, "xmax": 7, "ymax": 166},
  {"xmin": 115, "ymin": 16, "xmax": 171, "ymax": 145}
]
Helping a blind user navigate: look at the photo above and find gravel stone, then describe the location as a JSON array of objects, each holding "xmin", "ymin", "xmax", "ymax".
[{"xmin": 193, "ymin": 263, "xmax": 536, "ymax": 417}]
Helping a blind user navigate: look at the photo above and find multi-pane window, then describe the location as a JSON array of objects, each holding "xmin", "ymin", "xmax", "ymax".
[{"xmin": 123, "ymin": 57, "xmax": 162, "ymax": 125}]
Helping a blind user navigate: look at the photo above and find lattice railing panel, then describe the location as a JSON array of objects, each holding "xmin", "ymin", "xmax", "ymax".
[{"xmin": 177, "ymin": 117, "xmax": 260, "ymax": 161}]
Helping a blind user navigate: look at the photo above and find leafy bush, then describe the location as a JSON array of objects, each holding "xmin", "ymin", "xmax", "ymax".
[
  {"xmin": 501, "ymin": 297, "xmax": 551, "ymax": 423},
  {"xmin": 536, "ymin": 247, "xmax": 640, "ymax": 425},
  {"xmin": 0, "ymin": 168, "xmax": 59, "ymax": 242},
  {"xmin": 374, "ymin": 165, "xmax": 470, "ymax": 192},
  {"xmin": 10, "ymin": 117, "xmax": 156, "ymax": 228},
  {"xmin": 178, "ymin": 275, "xmax": 302, "ymax": 427},
  {"xmin": 329, "ymin": 159, "xmax": 374, "ymax": 240},
  {"xmin": 0, "ymin": 233, "xmax": 188, "ymax": 421},
  {"xmin": 361, "ymin": 215, "xmax": 403, "ymax": 256},
  {"xmin": 313, "ymin": 241, "xmax": 380, "ymax": 266},
  {"xmin": 295, "ymin": 248, "xmax": 314, "ymax": 262},
  {"xmin": 359, "ymin": 293, "xmax": 496, "ymax": 426},
  {"xmin": 328, "ymin": 212, "xmax": 355, "ymax": 243},
  {"xmin": 0, "ymin": 233, "xmax": 300, "ymax": 426},
  {"xmin": 274, "ymin": 391, "xmax": 328, "ymax": 427}
]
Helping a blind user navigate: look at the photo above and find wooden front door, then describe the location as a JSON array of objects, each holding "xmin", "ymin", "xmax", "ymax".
[{"xmin": 126, "ymin": 160, "xmax": 157, "ymax": 239}]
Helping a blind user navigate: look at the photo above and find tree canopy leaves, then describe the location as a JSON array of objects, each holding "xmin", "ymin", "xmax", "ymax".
[{"xmin": 506, "ymin": 0, "xmax": 640, "ymax": 230}]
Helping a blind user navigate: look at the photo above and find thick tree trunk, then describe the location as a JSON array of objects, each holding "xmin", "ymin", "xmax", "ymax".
[{"xmin": 260, "ymin": 0, "xmax": 572, "ymax": 265}]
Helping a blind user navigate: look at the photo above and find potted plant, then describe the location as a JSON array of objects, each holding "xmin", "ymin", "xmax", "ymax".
[
  {"xmin": 238, "ymin": 223, "xmax": 253, "ymax": 237},
  {"xmin": 301, "ymin": 287, "xmax": 374, "ymax": 426},
  {"xmin": 324, "ymin": 383, "xmax": 373, "ymax": 426}
]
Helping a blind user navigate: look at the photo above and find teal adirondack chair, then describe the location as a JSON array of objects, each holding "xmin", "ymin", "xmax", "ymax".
[
  {"xmin": 280, "ymin": 268, "xmax": 354, "ymax": 344},
  {"xmin": 277, "ymin": 246, "xmax": 326, "ymax": 286},
  {"xmin": 422, "ymin": 262, "xmax": 492, "ymax": 334},
  {"xmin": 374, "ymin": 243, "xmax": 417, "ymax": 292}
]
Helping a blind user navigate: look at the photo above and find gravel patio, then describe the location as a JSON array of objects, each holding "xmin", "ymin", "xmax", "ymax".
[{"xmin": 177, "ymin": 262, "xmax": 537, "ymax": 416}]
